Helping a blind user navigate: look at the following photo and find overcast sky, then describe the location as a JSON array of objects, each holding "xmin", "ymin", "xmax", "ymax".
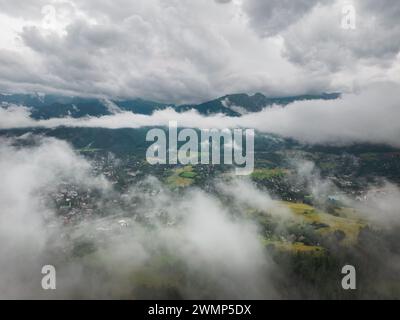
[{"xmin": 0, "ymin": 0, "xmax": 399, "ymax": 103}]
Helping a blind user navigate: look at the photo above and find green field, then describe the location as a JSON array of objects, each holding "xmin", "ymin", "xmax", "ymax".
[
  {"xmin": 166, "ymin": 166, "xmax": 197, "ymax": 188},
  {"xmin": 251, "ymin": 168, "xmax": 289, "ymax": 181},
  {"xmin": 262, "ymin": 239, "xmax": 325, "ymax": 254},
  {"xmin": 275, "ymin": 201, "xmax": 364, "ymax": 245}
]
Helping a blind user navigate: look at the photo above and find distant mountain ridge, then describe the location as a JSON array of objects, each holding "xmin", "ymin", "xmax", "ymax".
[
  {"xmin": 0, "ymin": 92, "xmax": 340, "ymax": 119},
  {"xmin": 177, "ymin": 92, "xmax": 340, "ymax": 116}
]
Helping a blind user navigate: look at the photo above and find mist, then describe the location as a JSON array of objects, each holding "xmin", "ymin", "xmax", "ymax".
[
  {"xmin": 1, "ymin": 134, "xmax": 400, "ymax": 299},
  {"xmin": 1, "ymin": 82, "xmax": 400, "ymax": 148},
  {"xmin": 0, "ymin": 136, "xmax": 283, "ymax": 299}
]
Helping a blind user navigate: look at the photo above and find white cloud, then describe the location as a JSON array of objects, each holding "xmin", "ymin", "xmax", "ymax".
[
  {"xmin": 0, "ymin": 0, "xmax": 311, "ymax": 103},
  {"xmin": 2, "ymin": 82, "xmax": 400, "ymax": 148},
  {"xmin": 216, "ymin": 178, "xmax": 293, "ymax": 219},
  {"xmin": 0, "ymin": 136, "xmax": 281, "ymax": 299},
  {"xmin": 242, "ymin": 0, "xmax": 331, "ymax": 37},
  {"xmin": 1, "ymin": 0, "xmax": 398, "ymax": 102},
  {"xmin": 0, "ymin": 136, "xmax": 110, "ymax": 298},
  {"xmin": 347, "ymin": 182, "xmax": 400, "ymax": 228}
]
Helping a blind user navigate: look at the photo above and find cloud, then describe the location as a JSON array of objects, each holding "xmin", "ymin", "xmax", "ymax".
[
  {"xmin": 348, "ymin": 182, "xmax": 400, "ymax": 228},
  {"xmin": 0, "ymin": 136, "xmax": 110, "ymax": 298},
  {"xmin": 289, "ymin": 158, "xmax": 400, "ymax": 230},
  {"xmin": 278, "ymin": 0, "xmax": 400, "ymax": 75},
  {"xmin": 2, "ymin": 82, "xmax": 400, "ymax": 148},
  {"xmin": 241, "ymin": 0, "xmax": 400, "ymax": 64},
  {"xmin": 216, "ymin": 178, "xmax": 293, "ymax": 219},
  {"xmin": 0, "ymin": 0, "xmax": 313, "ymax": 103},
  {"xmin": 242, "ymin": 0, "xmax": 331, "ymax": 37},
  {"xmin": 1, "ymin": 0, "xmax": 399, "ymax": 102},
  {"xmin": 1, "ymin": 135, "xmax": 400, "ymax": 298},
  {"xmin": 239, "ymin": 0, "xmax": 400, "ymax": 91},
  {"xmin": 0, "ymin": 135, "xmax": 282, "ymax": 299},
  {"xmin": 292, "ymin": 160, "xmax": 337, "ymax": 201},
  {"xmin": 0, "ymin": 0, "xmax": 49, "ymax": 19}
]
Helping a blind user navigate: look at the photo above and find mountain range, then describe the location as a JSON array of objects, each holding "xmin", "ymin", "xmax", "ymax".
[{"xmin": 0, "ymin": 92, "xmax": 340, "ymax": 119}]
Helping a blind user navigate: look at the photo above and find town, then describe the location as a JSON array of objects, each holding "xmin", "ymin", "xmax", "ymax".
[{"xmin": 146, "ymin": 121, "xmax": 255, "ymax": 175}]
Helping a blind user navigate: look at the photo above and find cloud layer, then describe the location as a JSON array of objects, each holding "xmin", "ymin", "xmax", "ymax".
[
  {"xmin": 1, "ymin": 82, "xmax": 399, "ymax": 147},
  {"xmin": 0, "ymin": 136, "xmax": 283, "ymax": 299},
  {"xmin": 1, "ymin": 135, "xmax": 399, "ymax": 298},
  {"xmin": 0, "ymin": 0, "xmax": 399, "ymax": 102}
]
